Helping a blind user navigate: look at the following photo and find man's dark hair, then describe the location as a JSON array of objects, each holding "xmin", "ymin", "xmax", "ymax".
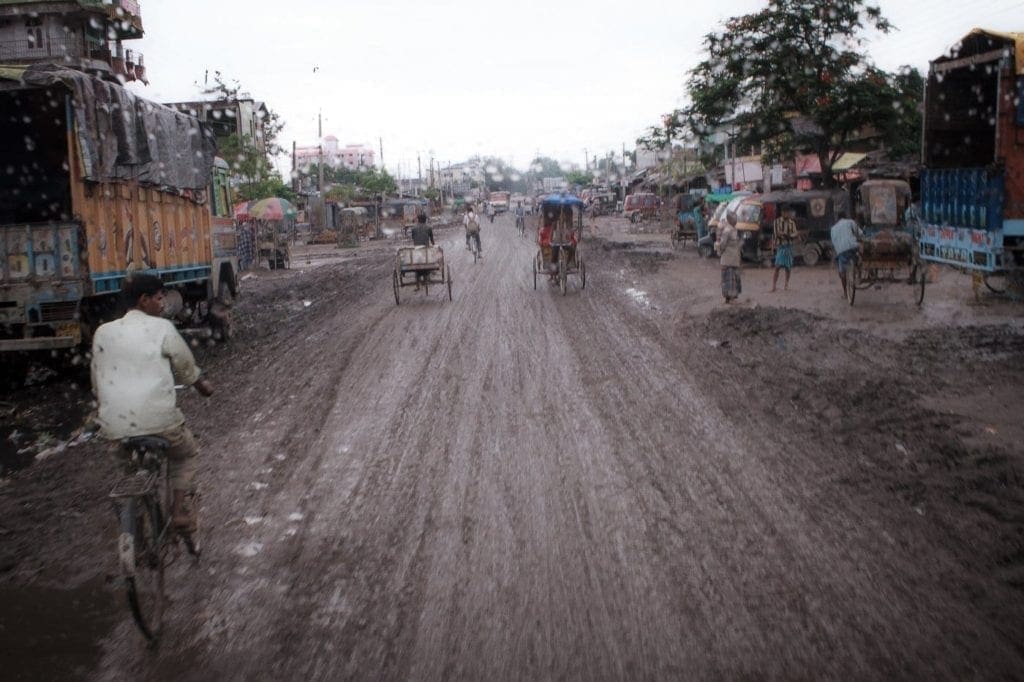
[
  {"xmin": 123, "ymin": 273, "xmax": 164, "ymax": 307},
  {"xmin": 417, "ymin": 212, "xmax": 427, "ymax": 223},
  {"xmin": 838, "ymin": 209, "xmax": 850, "ymax": 220}
]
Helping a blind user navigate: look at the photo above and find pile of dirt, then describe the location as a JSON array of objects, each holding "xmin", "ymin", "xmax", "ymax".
[{"xmin": 682, "ymin": 305, "xmax": 1024, "ymax": 606}]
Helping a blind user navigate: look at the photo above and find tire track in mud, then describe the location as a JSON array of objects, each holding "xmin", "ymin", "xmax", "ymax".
[
  {"xmin": 562, "ymin": 245, "xmax": 1024, "ymax": 677},
  {"xmin": 93, "ymin": 224, "xmax": 1024, "ymax": 680}
]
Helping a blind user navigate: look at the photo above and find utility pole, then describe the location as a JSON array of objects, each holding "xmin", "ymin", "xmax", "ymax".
[
  {"xmin": 379, "ymin": 137, "xmax": 384, "ymax": 170},
  {"xmin": 417, "ymin": 154, "xmax": 422, "ymax": 197},
  {"xmin": 583, "ymin": 148, "xmax": 589, "ymax": 172},
  {"xmin": 317, "ymin": 110, "xmax": 324, "ymax": 203}
]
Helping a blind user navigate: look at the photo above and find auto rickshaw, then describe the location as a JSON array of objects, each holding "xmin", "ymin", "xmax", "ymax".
[{"xmin": 733, "ymin": 189, "xmax": 850, "ymax": 265}]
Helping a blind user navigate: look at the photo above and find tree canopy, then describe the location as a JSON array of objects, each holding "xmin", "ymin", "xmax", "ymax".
[{"xmin": 683, "ymin": 0, "xmax": 919, "ymax": 186}]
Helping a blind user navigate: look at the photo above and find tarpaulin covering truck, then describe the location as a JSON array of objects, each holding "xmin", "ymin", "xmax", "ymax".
[
  {"xmin": 0, "ymin": 64, "xmax": 238, "ymax": 352},
  {"xmin": 918, "ymin": 29, "xmax": 1024, "ymax": 286}
]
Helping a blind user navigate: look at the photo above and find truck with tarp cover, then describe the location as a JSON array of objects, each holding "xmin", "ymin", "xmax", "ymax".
[
  {"xmin": 919, "ymin": 29, "xmax": 1024, "ymax": 291},
  {"xmin": 0, "ymin": 64, "xmax": 238, "ymax": 351}
]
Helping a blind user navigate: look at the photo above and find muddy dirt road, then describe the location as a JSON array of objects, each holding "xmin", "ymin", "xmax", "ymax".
[{"xmin": 2, "ymin": 214, "xmax": 1023, "ymax": 680}]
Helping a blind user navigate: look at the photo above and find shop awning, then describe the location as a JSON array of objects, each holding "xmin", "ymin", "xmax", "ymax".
[{"xmin": 832, "ymin": 152, "xmax": 868, "ymax": 172}]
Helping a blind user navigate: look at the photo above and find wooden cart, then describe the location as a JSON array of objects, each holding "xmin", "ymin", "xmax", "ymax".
[
  {"xmin": 846, "ymin": 231, "xmax": 925, "ymax": 306},
  {"xmin": 393, "ymin": 245, "xmax": 452, "ymax": 304}
]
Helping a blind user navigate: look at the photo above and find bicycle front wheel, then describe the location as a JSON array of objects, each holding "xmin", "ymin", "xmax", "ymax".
[{"xmin": 120, "ymin": 496, "xmax": 166, "ymax": 642}]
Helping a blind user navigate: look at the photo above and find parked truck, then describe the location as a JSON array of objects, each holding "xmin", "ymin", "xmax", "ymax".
[
  {"xmin": 918, "ymin": 29, "xmax": 1024, "ymax": 290},
  {"xmin": 0, "ymin": 64, "xmax": 238, "ymax": 352},
  {"xmin": 488, "ymin": 191, "xmax": 510, "ymax": 213}
]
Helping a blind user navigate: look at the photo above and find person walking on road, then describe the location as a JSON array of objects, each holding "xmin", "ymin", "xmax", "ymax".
[
  {"xmin": 585, "ymin": 197, "xmax": 599, "ymax": 239},
  {"xmin": 830, "ymin": 210, "xmax": 864, "ymax": 299},
  {"xmin": 716, "ymin": 210, "xmax": 742, "ymax": 303},
  {"xmin": 771, "ymin": 204, "xmax": 799, "ymax": 292},
  {"xmin": 463, "ymin": 205, "xmax": 482, "ymax": 256},
  {"xmin": 486, "ymin": 203, "xmax": 495, "ymax": 224},
  {"xmin": 90, "ymin": 273, "xmax": 214, "ymax": 532}
]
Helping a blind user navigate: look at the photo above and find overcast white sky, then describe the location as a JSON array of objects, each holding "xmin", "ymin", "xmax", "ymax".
[{"xmin": 126, "ymin": 0, "xmax": 1024, "ymax": 178}]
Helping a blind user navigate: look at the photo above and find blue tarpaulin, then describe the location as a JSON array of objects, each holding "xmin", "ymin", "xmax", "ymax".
[{"xmin": 540, "ymin": 193, "xmax": 585, "ymax": 207}]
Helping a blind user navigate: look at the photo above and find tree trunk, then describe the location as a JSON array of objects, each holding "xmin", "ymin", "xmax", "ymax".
[{"xmin": 817, "ymin": 143, "xmax": 836, "ymax": 189}]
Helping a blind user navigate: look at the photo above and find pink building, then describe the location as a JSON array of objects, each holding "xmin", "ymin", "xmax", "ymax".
[{"xmin": 295, "ymin": 135, "xmax": 376, "ymax": 171}]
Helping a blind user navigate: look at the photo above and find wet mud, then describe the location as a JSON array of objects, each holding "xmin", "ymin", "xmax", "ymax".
[{"xmin": 1, "ymin": 216, "xmax": 1023, "ymax": 679}]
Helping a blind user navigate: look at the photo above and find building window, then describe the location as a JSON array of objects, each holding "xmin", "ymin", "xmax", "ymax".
[{"xmin": 25, "ymin": 17, "xmax": 43, "ymax": 50}]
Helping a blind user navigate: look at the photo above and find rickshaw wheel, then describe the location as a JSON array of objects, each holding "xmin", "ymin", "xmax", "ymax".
[
  {"xmin": 916, "ymin": 264, "xmax": 926, "ymax": 306},
  {"xmin": 532, "ymin": 251, "xmax": 540, "ymax": 290},
  {"xmin": 983, "ymin": 273, "xmax": 1008, "ymax": 294},
  {"xmin": 447, "ymin": 266, "xmax": 453, "ymax": 302},
  {"xmin": 558, "ymin": 253, "xmax": 568, "ymax": 296},
  {"xmin": 845, "ymin": 266, "xmax": 857, "ymax": 306},
  {"xmin": 393, "ymin": 269, "xmax": 400, "ymax": 305},
  {"xmin": 579, "ymin": 257, "xmax": 586, "ymax": 290}
]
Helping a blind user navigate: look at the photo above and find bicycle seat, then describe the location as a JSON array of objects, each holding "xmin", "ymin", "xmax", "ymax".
[{"xmin": 121, "ymin": 436, "xmax": 171, "ymax": 452}]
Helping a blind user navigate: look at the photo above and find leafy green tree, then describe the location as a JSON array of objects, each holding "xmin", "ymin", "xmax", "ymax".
[
  {"xmin": 684, "ymin": 0, "xmax": 914, "ymax": 186},
  {"xmin": 528, "ymin": 156, "xmax": 564, "ymax": 178},
  {"xmin": 565, "ymin": 170, "xmax": 594, "ymax": 187}
]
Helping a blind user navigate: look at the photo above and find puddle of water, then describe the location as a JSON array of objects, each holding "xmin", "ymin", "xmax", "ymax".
[
  {"xmin": 625, "ymin": 287, "xmax": 650, "ymax": 307},
  {"xmin": 0, "ymin": 576, "xmax": 118, "ymax": 679}
]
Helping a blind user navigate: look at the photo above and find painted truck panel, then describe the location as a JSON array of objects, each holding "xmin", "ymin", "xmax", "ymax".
[{"xmin": 919, "ymin": 30, "xmax": 1023, "ymax": 272}]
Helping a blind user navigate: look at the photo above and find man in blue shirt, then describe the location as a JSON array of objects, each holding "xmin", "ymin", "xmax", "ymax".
[{"xmin": 830, "ymin": 210, "xmax": 863, "ymax": 298}]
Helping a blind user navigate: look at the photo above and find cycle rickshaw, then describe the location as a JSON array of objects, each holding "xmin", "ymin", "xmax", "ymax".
[
  {"xmin": 393, "ymin": 245, "xmax": 453, "ymax": 304},
  {"xmin": 532, "ymin": 194, "xmax": 586, "ymax": 295},
  {"xmin": 846, "ymin": 179, "xmax": 926, "ymax": 306}
]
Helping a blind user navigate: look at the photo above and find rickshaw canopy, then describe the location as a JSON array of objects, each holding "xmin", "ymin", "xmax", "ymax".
[{"xmin": 540, "ymin": 193, "xmax": 586, "ymax": 208}]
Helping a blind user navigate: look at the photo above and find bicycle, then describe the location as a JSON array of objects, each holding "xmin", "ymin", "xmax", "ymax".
[
  {"xmin": 109, "ymin": 435, "xmax": 200, "ymax": 643},
  {"xmin": 469, "ymin": 231, "xmax": 482, "ymax": 263}
]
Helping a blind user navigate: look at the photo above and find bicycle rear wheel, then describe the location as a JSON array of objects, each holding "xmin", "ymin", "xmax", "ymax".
[{"xmin": 121, "ymin": 496, "xmax": 166, "ymax": 642}]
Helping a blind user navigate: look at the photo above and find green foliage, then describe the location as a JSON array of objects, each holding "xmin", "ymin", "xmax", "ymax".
[
  {"xmin": 565, "ymin": 170, "xmax": 594, "ymax": 187},
  {"xmin": 528, "ymin": 156, "xmax": 564, "ymax": 178},
  {"xmin": 302, "ymin": 163, "xmax": 397, "ymax": 198},
  {"xmin": 683, "ymin": 0, "xmax": 917, "ymax": 185}
]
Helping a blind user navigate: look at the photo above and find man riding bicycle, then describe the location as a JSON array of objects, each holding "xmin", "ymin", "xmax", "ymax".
[
  {"xmin": 91, "ymin": 273, "xmax": 214, "ymax": 532},
  {"xmin": 514, "ymin": 202, "xmax": 525, "ymax": 233},
  {"xmin": 463, "ymin": 205, "xmax": 482, "ymax": 256}
]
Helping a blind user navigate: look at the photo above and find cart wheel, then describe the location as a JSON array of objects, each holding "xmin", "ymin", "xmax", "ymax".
[
  {"xmin": 393, "ymin": 269, "xmax": 400, "ymax": 305},
  {"xmin": 447, "ymin": 266, "xmax": 453, "ymax": 302},
  {"xmin": 845, "ymin": 265, "xmax": 857, "ymax": 306},
  {"xmin": 698, "ymin": 243, "xmax": 713, "ymax": 259},
  {"xmin": 916, "ymin": 264, "xmax": 926, "ymax": 306},
  {"xmin": 802, "ymin": 244, "xmax": 820, "ymax": 267},
  {"xmin": 579, "ymin": 257, "xmax": 586, "ymax": 290},
  {"xmin": 532, "ymin": 251, "xmax": 539, "ymax": 290}
]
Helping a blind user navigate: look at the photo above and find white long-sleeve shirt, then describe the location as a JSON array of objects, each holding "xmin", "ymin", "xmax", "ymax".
[{"xmin": 91, "ymin": 310, "xmax": 201, "ymax": 439}]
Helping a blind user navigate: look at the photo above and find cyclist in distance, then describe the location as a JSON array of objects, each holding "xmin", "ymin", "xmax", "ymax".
[
  {"xmin": 91, "ymin": 273, "xmax": 214, "ymax": 532},
  {"xmin": 514, "ymin": 201, "xmax": 525, "ymax": 234},
  {"xmin": 463, "ymin": 204, "xmax": 482, "ymax": 256}
]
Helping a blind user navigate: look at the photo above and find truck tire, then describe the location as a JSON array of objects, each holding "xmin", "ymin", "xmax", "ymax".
[{"xmin": 802, "ymin": 244, "xmax": 820, "ymax": 267}]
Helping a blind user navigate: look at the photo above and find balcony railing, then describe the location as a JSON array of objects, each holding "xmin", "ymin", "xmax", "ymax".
[{"xmin": 0, "ymin": 35, "xmax": 87, "ymax": 62}]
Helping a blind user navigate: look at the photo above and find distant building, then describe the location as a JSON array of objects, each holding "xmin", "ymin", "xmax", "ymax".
[
  {"xmin": 542, "ymin": 177, "xmax": 567, "ymax": 193},
  {"xmin": 295, "ymin": 136, "xmax": 376, "ymax": 171},
  {"xmin": 0, "ymin": 0, "xmax": 146, "ymax": 82},
  {"xmin": 439, "ymin": 161, "xmax": 485, "ymax": 196},
  {"xmin": 166, "ymin": 95, "xmax": 271, "ymax": 156}
]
